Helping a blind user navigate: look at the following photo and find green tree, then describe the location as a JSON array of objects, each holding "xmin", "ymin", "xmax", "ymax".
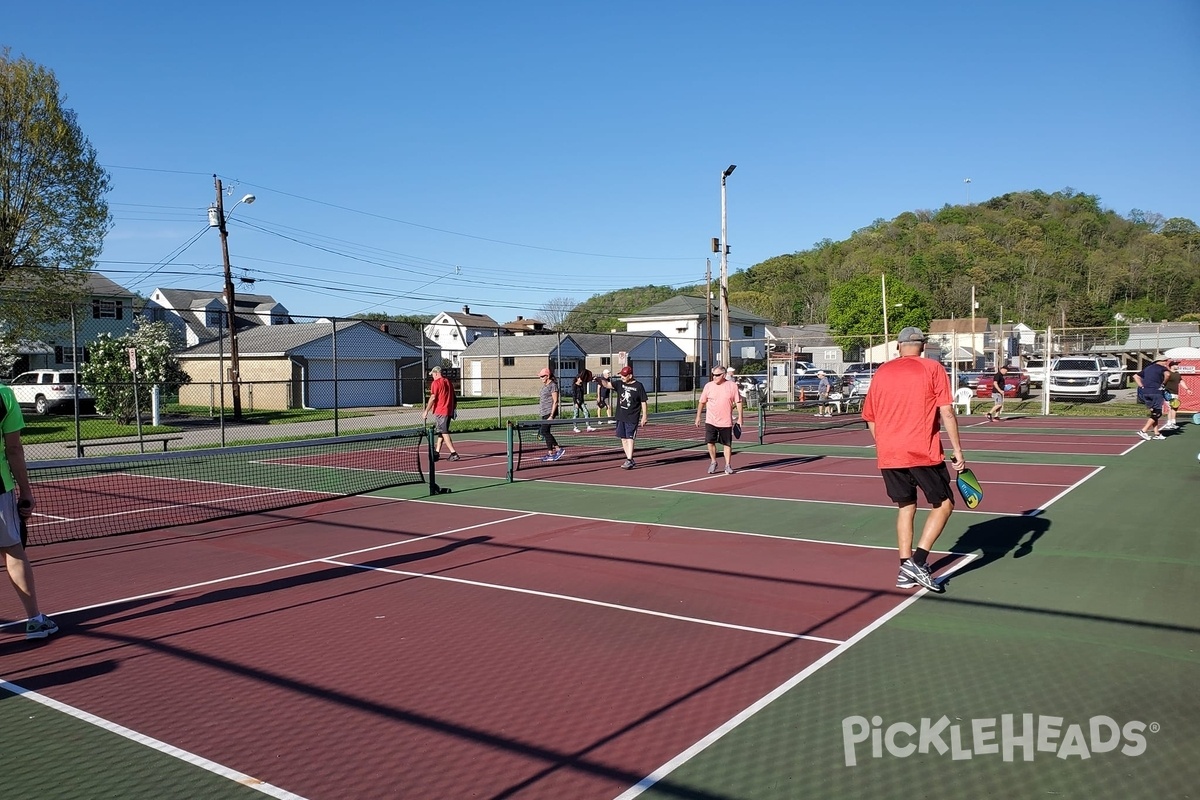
[
  {"xmin": 79, "ymin": 321, "xmax": 190, "ymax": 424},
  {"xmin": 827, "ymin": 274, "xmax": 930, "ymax": 352},
  {"xmin": 0, "ymin": 50, "xmax": 111, "ymax": 345}
]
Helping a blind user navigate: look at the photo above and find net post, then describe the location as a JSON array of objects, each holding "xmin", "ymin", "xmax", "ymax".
[
  {"xmin": 757, "ymin": 400, "xmax": 765, "ymax": 445},
  {"xmin": 427, "ymin": 424, "xmax": 438, "ymax": 496},
  {"xmin": 506, "ymin": 421, "xmax": 515, "ymax": 483}
]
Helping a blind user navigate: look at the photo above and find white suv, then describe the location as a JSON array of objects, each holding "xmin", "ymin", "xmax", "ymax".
[
  {"xmin": 1098, "ymin": 355, "xmax": 1127, "ymax": 388},
  {"xmin": 1047, "ymin": 357, "xmax": 1110, "ymax": 402},
  {"xmin": 5, "ymin": 370, "xmax": 95, "ymax": 415}
]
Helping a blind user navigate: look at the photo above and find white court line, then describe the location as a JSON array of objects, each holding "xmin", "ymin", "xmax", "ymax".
[
  {"xmin": 613, "ymin": 552, "xmax": 982, "ymax": 799},
  {"xmin": 30, "ymin": 487, "xmax": 322, "ymax": 528},
  {"xmin": 1022, "ymin": 465, "xmax": 1106, "ymax": 516},
  {"xmin": 510, "ymin": 477, "xmax": 1028, "ymax": 517},
  {"xmin": 324, "ymin": 559, "xmax": 845, "ymax": 645},
  {"xmin": 0, "ymin": 680, "xmax": 306, "ymax": 799},
  {"xmin": 0, "ymin": 511, "xmax": 539, "ymax": 632}
]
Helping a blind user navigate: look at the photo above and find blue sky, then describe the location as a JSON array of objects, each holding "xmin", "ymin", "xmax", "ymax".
[{"xmin": 6, "ymin": 1, "xmax": 1198, "ymax": 324}]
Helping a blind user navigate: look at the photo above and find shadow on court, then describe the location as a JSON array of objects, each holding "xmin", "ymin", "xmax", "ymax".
[{"xmin": 931, "ymin": 513, "xmax": 1051, "ymax": 584}]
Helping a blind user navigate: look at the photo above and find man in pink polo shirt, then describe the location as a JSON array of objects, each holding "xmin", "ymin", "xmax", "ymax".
[{"xmin": 695, "ymin": 365, "xmax": 744, "ymax": 475}]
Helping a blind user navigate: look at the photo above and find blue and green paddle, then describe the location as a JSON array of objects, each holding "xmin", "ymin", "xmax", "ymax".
[{"xmin": 955, "ymin": 468, "xmax": 984, "ymax": 509}]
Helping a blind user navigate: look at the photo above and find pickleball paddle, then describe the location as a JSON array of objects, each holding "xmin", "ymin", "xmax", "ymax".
[
  {"xmin": 955, "ymin": 468, "xmax": 983, "ymax": 509},
  {"xmin": 733, "ymin": 422, "xmax": 742, "ymax": 439}
]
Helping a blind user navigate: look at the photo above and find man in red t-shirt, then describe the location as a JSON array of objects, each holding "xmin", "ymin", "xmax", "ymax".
[
  {"xmin": 422, "ymin": 366, "xmax": 459, "ymax": 462},
  {"xmin": 862, "ymin": 327, "xmax": 966, "ymax": 593}
]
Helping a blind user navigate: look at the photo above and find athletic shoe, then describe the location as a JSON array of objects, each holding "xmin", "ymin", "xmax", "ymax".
[
  {"xmin": 724, "ymin": 465, "xmax": 734, "ymax": 475},
  {"xmin": 432, "ymin": 452, "xmax": 441, "ymax": 461},
  {"xmin": 898, "ymin": 559, "xmax": 945, "ymax": 593},
  {"xmin": 621, "ymin": 459, "xmax": 633, "ymax": 470},
  {"xmin": 1162, "ymin": 423, "xmax": 1177, "ymax": 430},
  {"xmin": 896, "ymin": 570, "xmax": 918, "ymax": 589},
  {"xmin": 573, "ymin": 428, "xmax": 581, "ymax": 433},
  {"xmin": 586, "ymin": 426, "xmax": 596, "ymax": 432},
  {"xmin": 551, "ymin": 448, "xmax": 566, "ymax": 461},
  {"xmin": 985, "ymin": 413, "xmax": 992, "ymax": 422},
  {"xmin": 1151, "ymin": 433, "xmax": 1166, "ymax": 440},
  {"xmin": 1136, "ymin": 430, "xmax": 1152, "ymax": 440},
  {"xmin": 448, "ymin": 453, "xmax": 460, "ymax": 462},
  {"xmin": 707, "ymin": 462, "xmax": 718, "ymax": 474},
  {"xmin": 25, "ymin": 615, "xmax": 59, "ymax": 640},
  {"xmin": 541, "ymin": 452, "xmax": 556, "ymax": 462}
]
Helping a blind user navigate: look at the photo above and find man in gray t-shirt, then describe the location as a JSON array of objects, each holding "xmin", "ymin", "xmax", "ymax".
[{"xmin": 536, "ymin": 368, "xmax": 565, "ymax": 461}]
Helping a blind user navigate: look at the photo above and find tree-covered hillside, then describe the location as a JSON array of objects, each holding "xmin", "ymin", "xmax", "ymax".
[
  {"xmin": 561, "ymin": 189, "xmax": 1198, "ymax": 334},
  {"xmin": 731, "ymin": 189, "xmax": 1199, "ymax": 329}
]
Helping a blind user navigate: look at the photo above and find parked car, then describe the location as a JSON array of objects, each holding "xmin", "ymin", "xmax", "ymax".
[
  {"xmin": 975, "ymin": 369, "xmax": 1031, "ymax": 399},
  {"xmin": 1098, "ymin": 355, "xmax": 1127, "ymax": 388},
  {"xmin": 794, "ymin": 367, "xmax": 828, "ymax": 393},
  {"xmin": 1024, "ymin": 357, "xmax": 1050, "ymax": 388},
  {"xmin": 5, "ymin": 369, "xmax": 96, "ymax": 415},
  {"xmin": 955, "ymin": 371, "xmax": 988, "ymax": 390},
  {"xmin": 842, "ymin": 362, "xmax": 881, "ymax": 395},
  {"xmin": 1047, "ymin": 356, "xmax": 1110, "ymax": 401}
]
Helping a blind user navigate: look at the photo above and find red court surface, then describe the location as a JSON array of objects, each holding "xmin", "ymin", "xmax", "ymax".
[
  {"xmin": 0, "ymin": 498, "xmax": 969, "ymax": 799},
  {"xmin": 437, "ymin": 447, "xmax": 1102, "ymax": 516}
]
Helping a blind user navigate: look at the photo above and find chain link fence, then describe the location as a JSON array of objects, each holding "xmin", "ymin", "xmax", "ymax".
[{"xmin": 11, "ymin": 311, "xmax": 1199, "ymax": 461}]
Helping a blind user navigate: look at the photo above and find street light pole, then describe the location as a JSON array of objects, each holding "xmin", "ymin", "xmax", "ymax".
[
  {"xmin": 210, "ymin": 176, "xmax": 255, "ymax": 420},
  {"xmin": 718, "ymin": 164, "xmax": 736, "ymax": 368},
  {"xmin": 881, "ymin": 274, "xmax": 890, "ymax": 361}
]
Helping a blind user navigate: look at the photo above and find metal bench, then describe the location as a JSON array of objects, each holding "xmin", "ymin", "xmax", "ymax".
[{"xmin": 66, "ymin": 436, "xmax": 185, "ymax": 455}]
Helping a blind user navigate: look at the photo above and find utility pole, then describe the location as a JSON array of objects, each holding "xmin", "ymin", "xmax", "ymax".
[
  {"xmin": 705, "ymin": 258, "xmax": 714, "ymax": 373},
  {"xmin": 210, "ymin": 176, "xmax": 255, "ymax": 420}
]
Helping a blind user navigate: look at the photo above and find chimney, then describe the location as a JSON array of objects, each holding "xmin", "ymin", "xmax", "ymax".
[
  {"xmin": 517, "ymin": 315, "xmax": 524, "ymax": 321},
  {"xmin": 463, "ymin": 305, "xmax": 470, "ymax": 314}
]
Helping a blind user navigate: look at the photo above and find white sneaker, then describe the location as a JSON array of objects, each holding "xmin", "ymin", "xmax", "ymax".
[
  {"xmin": 586, "ymin": 426, "xmax": 596, "ymax": 431},
  {"xmin": 1136, "ymin": 430, "xmax": 1152, "ymax": 440},
  {"xmin": 573, "ymin": 428, "xmax": 581, "ymax": 433},
  {"xmin": 1152, "ymin": 433, "xmax": 1166, "ymax": 440}
]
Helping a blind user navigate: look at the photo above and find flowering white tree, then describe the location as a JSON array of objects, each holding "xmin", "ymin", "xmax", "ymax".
[{"xmin": 79, "ymin": 320, "xmax": 189, "ymax": 423}]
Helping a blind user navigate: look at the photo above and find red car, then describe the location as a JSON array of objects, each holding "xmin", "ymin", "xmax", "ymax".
[{"xmin": 975, "ymin": 369, "xmax": 1031, "ymax": 399}]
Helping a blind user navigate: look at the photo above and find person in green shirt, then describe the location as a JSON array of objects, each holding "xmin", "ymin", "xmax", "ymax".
[{"xmin": 1, "ymin": 384, "xmax": 58, "ymax": 639}]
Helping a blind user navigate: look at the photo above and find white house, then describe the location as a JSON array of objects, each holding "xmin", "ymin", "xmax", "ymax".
[
  {"xmin": 618, "ymin": 295, "xmax": 770, "ymax": 369},
  {"xmin": 424, "ymin": 305, "xmax": 502, "ymax": 367},
  {"xmin": 144, "ymin": 287, "xmax": 290, "ymax": 347}
]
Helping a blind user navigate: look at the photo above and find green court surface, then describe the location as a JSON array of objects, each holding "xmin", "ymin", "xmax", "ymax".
[{"xmin": 3, "ymin": 418, "xmax": 1198, "ymax": 799}]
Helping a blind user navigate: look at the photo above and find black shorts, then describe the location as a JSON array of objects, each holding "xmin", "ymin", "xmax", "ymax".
[
  {"xmin": 881, "ymin": 464, "xmax": 954, "ymax": 507},
  {"xmin": 1143, "ymin": 392, "xmax": 1163, "ymax": 418},
  {"xmin": 704, "ymin": 423, "xmax": 733, "ymax": 447}
]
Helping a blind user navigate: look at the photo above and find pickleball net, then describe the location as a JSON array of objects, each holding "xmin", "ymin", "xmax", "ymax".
[
  {"xmin": 508, "ymin": 410, "xmax": 707, "ymax": 476},
  {"xmin": 24, "ymin": 429, "xmax": 429, "ymax": 546},
  {"xmin": 757, "ymin": 400, "xmax": 867, "ymax": 443}
]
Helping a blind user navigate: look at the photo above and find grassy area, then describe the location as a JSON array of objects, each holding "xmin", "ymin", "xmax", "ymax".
[
  {"xmin": 21, "ymin": 417, "xmax": 183, "ymax": 444},
  {"xmin": 165, "ymin": 404, "xmax": 367, "ymax": 424}
]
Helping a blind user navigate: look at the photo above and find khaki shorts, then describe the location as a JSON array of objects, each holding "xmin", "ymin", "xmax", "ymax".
[{"xmin": 0, "ymin": 491, "xmax": 23, "ymax": 548}]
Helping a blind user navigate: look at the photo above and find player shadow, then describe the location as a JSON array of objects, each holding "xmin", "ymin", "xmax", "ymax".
[
  {"xmin": 2, "ymin": 658, "xmax": 120, "ymax": 691},
  {"xmin": 929, "ymin": 513, "xmax": 1051, "ymax": 586}
]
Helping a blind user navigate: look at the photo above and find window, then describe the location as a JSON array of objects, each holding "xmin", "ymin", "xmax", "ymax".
[
  {"xmin": 92, "ymin": 299, "xmax": 123, "ymax": 319},
  {"xmin": 502, "ymin": 357, "xmax": 515, "ymax": 366},
  {"xmin": 206, "ymin": 311, "xmax": 223, "ymax": 328},
  {"xmin": 54, "ymin": 347, "xmax": 87, "ymax": 364},
  {"xmin": 742, "ymin": 326, "xmax": 753, "ymax": 337},
  {"xmin": 600, "ymin": 357, "xmax": 611, "ymax": 366}
]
